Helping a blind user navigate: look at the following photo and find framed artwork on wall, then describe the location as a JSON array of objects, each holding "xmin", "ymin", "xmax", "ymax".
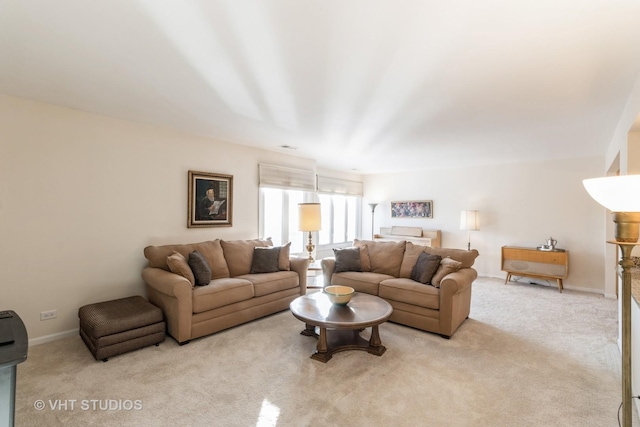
[
  {"xmin": 390, "ymin": 200, "xmax": 433, "ymax": 218},
  {"xmin": 188, "ymin": 171, "xmax": 233, "ymax": 228}
]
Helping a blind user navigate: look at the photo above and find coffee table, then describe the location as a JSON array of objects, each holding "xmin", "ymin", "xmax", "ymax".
[{"xmin": 289, "ymin": 291, "xmax": 393, "ymax": 362}]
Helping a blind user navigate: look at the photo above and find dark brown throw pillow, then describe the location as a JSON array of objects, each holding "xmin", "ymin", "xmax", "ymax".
[
  {"xmin": 333, "ymin": 247, "xmax": 362, "ymax": 273},
  {"xmin": 410, "ymin": 252, "xmax": 442, "ymax": 285},
  {"xmin": 188, "ymin": 250, "xmax": 212, "ymax": 286},
  {"xmin": 250, "ymin": 246, "xmax": 281, "ymax": 273}
]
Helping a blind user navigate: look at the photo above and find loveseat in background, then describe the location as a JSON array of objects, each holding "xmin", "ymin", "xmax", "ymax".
[{"xmin": 322, "ymin": 239, "xmax": 478, "ymax": 338}]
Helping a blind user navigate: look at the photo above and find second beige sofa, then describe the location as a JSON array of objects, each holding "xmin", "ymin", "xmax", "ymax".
[{"xmin": 322, "ymin": 239, "xmax": 478, "ymax": 338}]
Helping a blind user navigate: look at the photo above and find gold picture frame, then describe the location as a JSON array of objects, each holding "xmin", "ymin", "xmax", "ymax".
[{"xmin": 188, "ymin": 171, "xmax": 233, "ymax": 228}]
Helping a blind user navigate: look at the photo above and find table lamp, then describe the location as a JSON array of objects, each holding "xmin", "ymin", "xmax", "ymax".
[
  {"xmin": 299, "ymin": 203, "xmax": 321, "ymax": 262},
  {"xmin": 583, "ymin": 174, "xmax": 640, "ymax": 427},
  {"xmin": 460, "ymin": 210, "xmax": 480, "ymax": 251}
]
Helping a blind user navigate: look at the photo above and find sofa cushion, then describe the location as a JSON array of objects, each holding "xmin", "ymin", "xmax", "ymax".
[
  {"xmin": 144, "ymin": 240, "xmax": 230, "ymax": 279},
  {"xmin": 194, "ymin": 240, "xmax": 231, "ymax": 279},
  {"xmin": 399, "ymin": 242, "xmax": 429, "ymax": 278},
  {"xmin": 354, "ymin": 239, "xmax": 406, "ymax": 277},
  {"xmin": 188, "ymin": 251, "xmax": 212, "ymax": 286},
  {"xmin": 192, "ymin": 278, "xmax": 254, "ymax": 313},
  {"xmin": 331, "ymin": 272, "xmax": 393, "ymax": 295},
  {"xmin": 432, "ymin": 257, "xmax": 463, "ymax": 287},
  {"xmin": 410, "ymin": 253, "xmax": 442, "ymax": 285},
  {"xmin": 379, "ymin": 278, "xmax": 440, "ymax": 310},
  {"xmin": 166, "ymin": 251, "xmax": 195, "ymax": 287},
  {"xmin": 278, "ymin": 242, "xmax": 291, "ymax": 271},
  {"xmin": 250, "ymin": 247, "xmax": 281, "ymax": 273},
  {"xmin": 239, "ymin": 271, "xmax": 300, "ymax": 297},
  {"xmin": 423, "ymin": 247, "xmax": 479, "ymax": 269},
  {"xmin": 359, "ymin": 245, "xmax": 372, "ymax": 272},
  {"xmin": 221, "ymin": 239, "xmax": 272, "ymax": 277},
  {"xmin": 333, "ymin": 247, "xmax": 362, "ymax": 273}
]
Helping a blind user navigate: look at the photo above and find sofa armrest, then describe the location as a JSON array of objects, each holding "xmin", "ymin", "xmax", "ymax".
[
  {"xmin": 289, "ymin": 257, "xmax": 309, "ymax": 295},
  {"xmin": 142, "ymin": 267, "xmax": 193, "ymax": 343},
  {"xmin": 321, "ymin": 258, "xmax": 336, "ymax": 288},
  {"xmin": 438, "ymin": 267, "xmax": 478, "ymax": 337},
  {"xmin": 439, "ymin": 268, "xmax": 478, "ymax": 297},
  {"xmin": 142, "ymin": 267, "xmax": 193, "ymax": 298}
]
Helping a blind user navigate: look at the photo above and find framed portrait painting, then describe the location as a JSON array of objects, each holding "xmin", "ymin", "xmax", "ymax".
[
  {"xmin": 390, "ymin": 200, "xmax": 433, "ymax": 219},
  {"xmin": 188, "ymin": 171, "xmax": 233, "ymax": 228}
]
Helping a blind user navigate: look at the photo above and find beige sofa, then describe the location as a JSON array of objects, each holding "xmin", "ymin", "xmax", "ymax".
[
  {"xmin": 322, "ymin": 240, "xmax": 478, "ymax": 338},
  {"xmin": 142, "ymin": 239, "xmax": 308, "ymax": 344}
]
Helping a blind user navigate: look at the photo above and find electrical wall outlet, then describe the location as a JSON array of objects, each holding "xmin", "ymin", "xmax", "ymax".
[{"xmin": 40, "ymin": 310, "xmax": 57, "ymax": 321}]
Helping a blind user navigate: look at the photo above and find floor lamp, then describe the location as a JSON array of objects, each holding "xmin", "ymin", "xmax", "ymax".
[
  {"xmin": 299, "ymin": 203, "xmax": 321, "ymax": 262},
  {"xmin": 369, "ymin": 203, "xmax": 378, "ymax": 239},
  {"xmin": 584, "ymin": 175, "xmax": 640, "ymax": 427},
  {"xmin": 460, "ymin": 210, "xmax": 480, "ymax": 251}
]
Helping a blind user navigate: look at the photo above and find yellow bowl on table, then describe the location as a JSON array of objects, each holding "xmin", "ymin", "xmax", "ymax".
[{"xmin": 324, "ymin": 285, "xmax": 355, "ymax": 306}]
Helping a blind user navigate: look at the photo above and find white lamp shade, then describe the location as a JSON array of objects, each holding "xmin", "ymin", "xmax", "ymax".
[
  {"xmin": 583, "ymin": 175, "xmax": 640, "ymax": 212},
  {"xmin": 460, "ymin": 210, "xmax": 480, "ymax": 231},
  {"xmin": 298, "ymin": 203, "xmax": 321, "ymax": 231}
]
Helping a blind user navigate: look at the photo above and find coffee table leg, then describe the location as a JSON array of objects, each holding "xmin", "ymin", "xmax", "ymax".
[
  {"xmin": 309, "ymin": 327, "xmax": 333, "ymax": 362},
  {"xmin": 369, "ymin": 325, "xmax": 382, "ymax": 347},
  {"xmin": 317, "ymin": 327, "xmax": 328, "ymax": 354},
  {"xmin": 301, "ymin": 323, "xmax": 316, "ymax": 337}
]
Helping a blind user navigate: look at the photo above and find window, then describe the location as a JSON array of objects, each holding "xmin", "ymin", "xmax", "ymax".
[
  {"xmin": 317, "ymin": 194, "xmax": 360, "ymax": 246},
  {"xmin": 258, "ymin": 165, "xmax": 363, "ymax": 258},
  {"xmin": 260, "ymin": 188, "xmax": 307, "ymax": 253},
  {"xmin": 260, "ymin": 189, "xmax": 361, "ymax": 257}
]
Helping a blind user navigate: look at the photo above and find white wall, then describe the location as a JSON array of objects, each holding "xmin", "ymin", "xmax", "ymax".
[
  {"xmin": 0, "ymin": 94, "xmax": 316, "ymax": 341},
  {"xmin": 362, "ymin": 156, "xmax": 606, "ymax": 293}
]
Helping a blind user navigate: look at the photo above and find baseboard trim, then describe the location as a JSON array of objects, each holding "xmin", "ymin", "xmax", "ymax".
[
  {"xmin": 476, "ymin": 274, "xmax": 605, "ymax": 296},
  {"xmin": 29, "ymin": 328, "xmax": 78, "ymax": 346}
]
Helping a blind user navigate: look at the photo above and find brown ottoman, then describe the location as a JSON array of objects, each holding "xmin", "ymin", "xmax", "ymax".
[{"xmin": 78, "ymin": 296, "xmax": 165, "ymax": 361}]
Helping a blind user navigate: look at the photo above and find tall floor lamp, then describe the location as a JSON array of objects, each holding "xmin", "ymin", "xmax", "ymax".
[
  {"xmin": 299, "ymin": 203, "xmax": 321, "ymax": 262},
  {"xmin": 460, "ymin": 210, "xmax": 480, "ymax": 251},
  {"xmin": 369, "ymin": 203, "xmax": 378, "ymax": 239},
  {"xmin": 584, "ymin": 175, "xmax": 640, "ymax": 427}
]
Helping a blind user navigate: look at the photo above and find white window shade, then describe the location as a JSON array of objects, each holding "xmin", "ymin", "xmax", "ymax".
[
  {"xmin": 317, "ymin": 176, "xmax": 363, "ymax": 196},
  {"xmin": 259, "ymin": 164, "xmax": 316, "ymax": 191}
]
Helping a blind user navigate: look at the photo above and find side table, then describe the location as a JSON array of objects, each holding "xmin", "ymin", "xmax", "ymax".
[{"xmin": 307, "ymin": 261, "xmax": 323, "ymax": 288}]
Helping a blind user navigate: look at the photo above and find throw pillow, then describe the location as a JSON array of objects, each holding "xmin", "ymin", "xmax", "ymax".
[
  {"xmin": 166, "ymin": 251, "xmax": 195, "ymax": 287},
  {"xmin": 333, "ymin": 247, "xmax": 362, "ymax": 273},
  {"xmin": 410, "ymin": 252, "xmax": 442, "ymax": 285},
  {"xmin": 188, "ymin": 250, "xmax": 212, "ymax": 286},
  {"xmin": 250, "ymin": 246, "xmax": 281, "ymax": 273},
  {"xmin": 278, "ymin": 242, "xmax": 291, "ymax": 271},
  {"xmin": 359, "ymin": 244, "xmax": 372, "ymax": 272},
  {"xmin": 431, "ymin": 257, "xmax": 463, "ymax": 288}
]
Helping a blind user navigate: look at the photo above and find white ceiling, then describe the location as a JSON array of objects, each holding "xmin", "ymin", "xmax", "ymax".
[{"xmin": 2, "ymin": 1, "xmax": 640, "ymax": 174}]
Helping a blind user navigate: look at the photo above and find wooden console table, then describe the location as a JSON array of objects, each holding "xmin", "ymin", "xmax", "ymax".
[{"xmin": 501, "ymin": 246, "xmax": 569, "ymax": 292}]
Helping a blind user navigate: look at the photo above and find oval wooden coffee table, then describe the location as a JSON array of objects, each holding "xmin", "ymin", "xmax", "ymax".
[{"xmin": 289, "ymin": 291, "xmax": 393, "ymax": 362}]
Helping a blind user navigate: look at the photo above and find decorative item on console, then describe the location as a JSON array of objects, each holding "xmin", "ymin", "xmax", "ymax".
[{"xmin": 537, "ymin": 237, "xmax": 562, "ymax": 251}]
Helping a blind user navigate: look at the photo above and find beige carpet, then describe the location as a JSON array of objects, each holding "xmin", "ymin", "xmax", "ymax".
[{"xmin": 14, "ymin": 277, "xmax": 633, "ymax": 426}]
